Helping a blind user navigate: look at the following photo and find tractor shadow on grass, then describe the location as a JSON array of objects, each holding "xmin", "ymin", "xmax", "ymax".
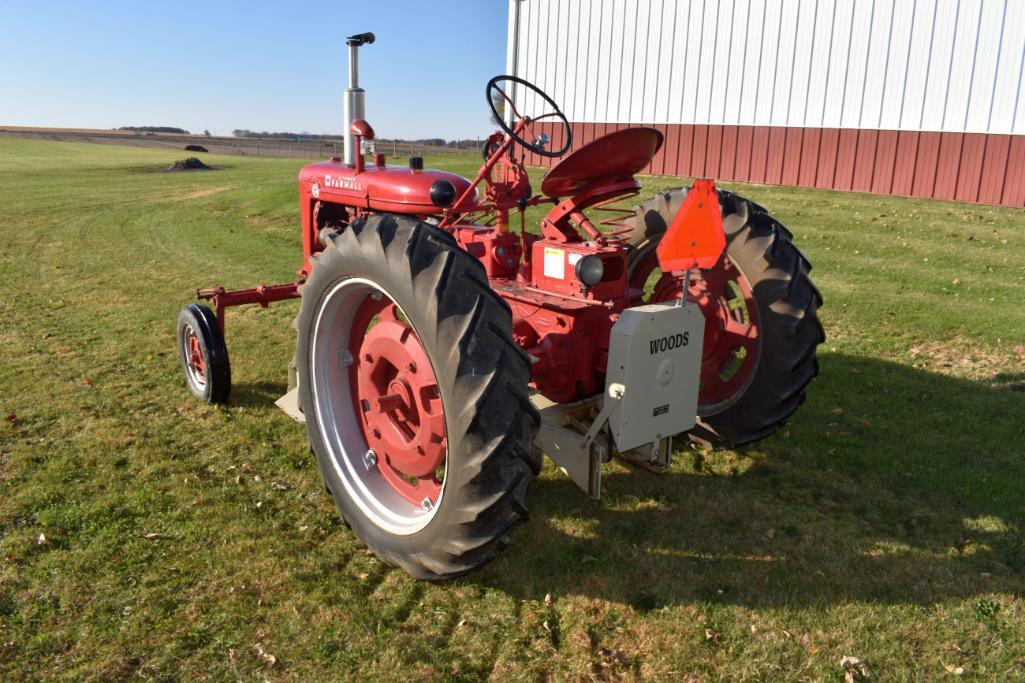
[
  {"xmin": 231, "ymin": 381, "xmax": 289, "ymax": 408},
  {"xmin": 473, "ymin": 352, "xmax": 1025, "ymax": 609}
]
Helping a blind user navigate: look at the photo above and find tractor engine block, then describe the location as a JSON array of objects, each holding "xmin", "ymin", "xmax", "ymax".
[{"xmin": 494, "ymin": 283, "xmax": 617, "ymax": 403}]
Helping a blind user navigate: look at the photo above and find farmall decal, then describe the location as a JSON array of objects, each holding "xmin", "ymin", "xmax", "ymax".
[{"xmin": 323, "ymin": 174, "xmax": 363, "ymax": 192}]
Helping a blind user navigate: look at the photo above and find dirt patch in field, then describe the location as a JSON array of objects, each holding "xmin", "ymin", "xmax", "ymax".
[
  {"xmin": 141, "ymin": 186, "xmax": 232, "ymax": 204},
  {"xmin": 905, "ymin": 340, "xmax": 1025, "ymax": 390},
  {"xmin": 167, "ymin": 157, "xmax": 214, "ymax": 172},
  {"xmin": 181, "ymin": 186, "xmax": 229, "ymax": 199}
]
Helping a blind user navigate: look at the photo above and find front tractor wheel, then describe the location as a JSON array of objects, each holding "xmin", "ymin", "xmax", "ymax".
[
  {"xmin": 176, "ymin": 303, "xmax": 231, "ymax": 404},
  {"xmin": 627, "ymin": 189, "xmax": 824, "ymax": 448},
  {"xmin": 295, "ymin": 214, "xmax": 540, "ymax": 580}
]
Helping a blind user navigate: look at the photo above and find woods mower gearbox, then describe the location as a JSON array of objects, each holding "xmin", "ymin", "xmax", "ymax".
[{"xmin": 177, "ymin": 33, "xmax": 824, "ymax": 579}]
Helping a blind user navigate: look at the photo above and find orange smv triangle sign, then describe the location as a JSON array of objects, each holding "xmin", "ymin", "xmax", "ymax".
[{"xmin": 655, "ymin": 179, "xmax": 726, "ymax": 272}]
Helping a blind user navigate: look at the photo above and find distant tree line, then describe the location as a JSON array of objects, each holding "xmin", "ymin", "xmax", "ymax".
[
  {"xmin": 231, "ymin": 129, "xmax": 480, "ymax": 147},
  {"xmin": 391, "ymin": 138, "xmax": 482, "ymax": 149},
  {"xmin": 117, "ymin": 126, "xmax": 190, "ymax": 134},
  {"xmin": 232, "ymin": 129, "xmax": 339, "ymax": 141}
]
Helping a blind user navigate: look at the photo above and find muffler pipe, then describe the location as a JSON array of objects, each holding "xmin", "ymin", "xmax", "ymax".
[{"xmin": 343, "ymin": 32, "xmax": 374, "ymax": 166}]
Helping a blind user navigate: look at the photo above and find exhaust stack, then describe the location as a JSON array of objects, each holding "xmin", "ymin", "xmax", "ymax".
[{"xmin": 343, "ymin": 32, "xmax": 375, "ymax": 166}]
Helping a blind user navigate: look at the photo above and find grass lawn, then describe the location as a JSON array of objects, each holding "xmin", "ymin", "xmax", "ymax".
[{"xmin": 1, "ymin": 137, "xmax": 1024, "ymax": 680}]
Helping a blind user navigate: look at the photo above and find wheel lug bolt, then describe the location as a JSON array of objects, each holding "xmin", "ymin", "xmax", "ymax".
[
  {"xmin": 374, "ymin": 393, "xmax": 403, "ymax": 412},
  {"xmin": 364, "ymin": 352, "xmax": 373, "ymax": 363},
  {"xmin": 407, "ymin": 361, "xmax": 416, "ymax": 373},
  {"xmin": 371, "ymin": 428, "xmax": 381, "ymax": 439},
  {"xmin": 416, "ymin": 445, "xmax": 425, "ymax": 455}
]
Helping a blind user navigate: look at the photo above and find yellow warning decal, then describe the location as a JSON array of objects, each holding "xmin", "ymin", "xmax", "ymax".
[{"xmin": 543, "ymin": 247, "xmax": 565, "ymax": 279}]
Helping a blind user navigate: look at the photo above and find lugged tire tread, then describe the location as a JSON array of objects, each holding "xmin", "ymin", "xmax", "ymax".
[
  {"xmin": 296, "ymin": 214, "xmax": 539, "ymax": 580},
  {"xmin": 626, "ymin": 187, "xmax": 824, "ymax": 448}
]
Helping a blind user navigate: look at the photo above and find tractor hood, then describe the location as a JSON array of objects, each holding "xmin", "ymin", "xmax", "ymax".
[{"xmin": 299, "ymin": 159, "xmax": 478, "ymax": 215}]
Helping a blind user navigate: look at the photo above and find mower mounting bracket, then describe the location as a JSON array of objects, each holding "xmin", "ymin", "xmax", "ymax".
[
  {"xmin": 530, "ymin": 391, "xmax": 605, "ymax": 499},
  {"xmin": 275, "ymin": 387, "xmax": 305, "ymax": 423}
]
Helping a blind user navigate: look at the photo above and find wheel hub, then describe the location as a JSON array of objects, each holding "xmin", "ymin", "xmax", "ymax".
[
  {"xmin": 351, "ymin": 308, "xmax": 446, "ymax": 505},
  {"xmin": 310, "ymin": 278, "xmax": 449, "ymax": 535},
  {"xmin": 183, "ymin": 324, "xmax": 206, "ymax": 385}
]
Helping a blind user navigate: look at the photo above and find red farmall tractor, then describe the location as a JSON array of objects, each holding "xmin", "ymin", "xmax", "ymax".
[{"xmin": 177, "ymin": 33, "xmax": 823, "ymax": 579}]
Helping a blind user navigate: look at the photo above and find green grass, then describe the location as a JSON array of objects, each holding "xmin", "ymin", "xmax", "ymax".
[{"xmin": 1, "ymin": 137, "xmax": 1024, "ymax": 680}]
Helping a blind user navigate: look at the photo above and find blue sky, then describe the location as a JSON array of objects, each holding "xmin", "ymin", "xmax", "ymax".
[{"xmin": 0, "ymin": 0, "xmax": 508, "ymax": 139}]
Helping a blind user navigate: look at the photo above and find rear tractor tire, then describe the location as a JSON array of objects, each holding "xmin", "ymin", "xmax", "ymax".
[
  {"xmin": 176, "ymin": 303, "xmax": 231, "ymax": 404},
  {"xmin": 626, "ymin": 188, "xmax": 824, "ymax": 448},
  {"xmin": 294, "ymin": 213, "xmax": 540, "ymax": 580}
]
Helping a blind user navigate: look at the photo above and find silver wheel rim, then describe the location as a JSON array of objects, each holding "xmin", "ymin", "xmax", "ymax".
[
  {"xmin": 309, "ymin": 277, "xmax": 446, "ymax": 535},
  {"xmin": 181, "ymin": 323, "xmax": 207, "ymax": 389}
]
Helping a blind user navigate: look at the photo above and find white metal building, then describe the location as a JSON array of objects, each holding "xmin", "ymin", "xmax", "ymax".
[{"xmin": 505, "ymin": 0, "xmax": 1025, "ymax": 206}]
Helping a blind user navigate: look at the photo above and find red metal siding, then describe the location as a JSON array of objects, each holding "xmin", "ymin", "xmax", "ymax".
[
  {"xmin": 798, "ymin": 128, "xmax": 821, "ymax": 187},
  {"xmin": 911, "ymin": 132, "xmax": 942, "ymax": 198},
  {"xmin": 852, "ymin": 130, "xmax": 878, "ymax": 193},
  {"xmin": 871, "ymin": 131, "xmax": 899, "ymax": 195},
  {"xmin": 705, "ymin": 125, "xmax": 723, "ymax": 179},
  {"xmin": 652, "ymin": 124, "xmax": 669, "ymax": 175},
  {"xmin": 955, "ymin": 133, "xmax": 986, "ymax": 204},
  {"xmin": 534, "ymin": 123, "xmax": 1023, "ymax": 207},
  {"xmin": 550, "ymin": 121, "xmax": 566, "ymax": 169},
  {"xmin": 781, "ymin": 128, "xmax": 804, "ymax": 186},
  {"xmin": 977, "ymin": 135, "xmax": 1011, "ymax": 206},
  {"xmin": 664, "ymin": 124, "xmax": 682, "ymax": 177},
  {"xmin": 720, "ymin": 125, "xmax": 739, "ymax": 180},
  {"xmin": 577, "ymin": 122, "xmax": 594, "ymax": 152},
  {"xmin": 735, "ymin": 127, "xmax": 753, "ymax": 182},
  {"xmin": 891, "ymin": 131, "xmax": 920, "ymax": 196},
  {"xmin": 932, "ymin": 133, "xmax": 964, "ymax": 201},
  {"xmin": 1003, "ymin": 137, "xmax": 1025, "ymax": 207},
  {"xmin": 690, "ymin": 125, "xmax": 708, "ymax": 178},
  {"xmin": 750, "ymin": 127, "xmax": 770, "ymax": 184},
  {"xmin": 834, "ymin": 129, "xmax": 859, "ymax": 192},
  {"xmin": 766, "ymin": 128, "xmax": 786, "ymax": 185},
  {"xmin": 815, "ymin": 129, "xmax": 840, "ymax": 189}
]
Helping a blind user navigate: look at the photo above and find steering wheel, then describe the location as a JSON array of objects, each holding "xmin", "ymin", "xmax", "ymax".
[{"xmin": 486, "ymin": 75, "xmax": 573, "ymax": 158}]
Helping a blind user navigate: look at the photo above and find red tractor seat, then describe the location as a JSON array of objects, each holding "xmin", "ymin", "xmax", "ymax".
[{"xmin": 540, "ymin": 127, "xmax": 665, "ymax": 198}]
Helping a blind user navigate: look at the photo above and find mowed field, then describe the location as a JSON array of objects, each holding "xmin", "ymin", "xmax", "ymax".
[{"xmin": 1, "ymin": 137, "xmax": 1024, "ymax": 680}]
